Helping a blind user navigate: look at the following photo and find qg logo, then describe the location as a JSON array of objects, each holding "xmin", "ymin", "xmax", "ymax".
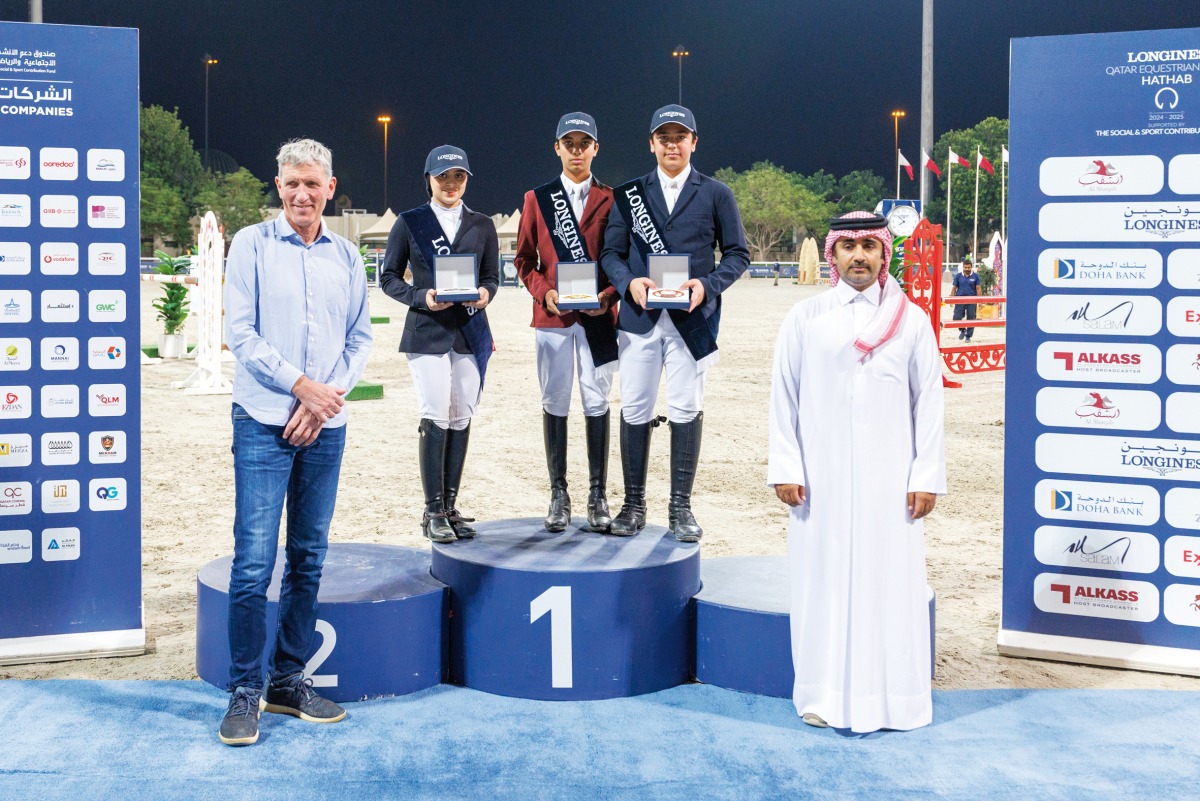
[
  {"xmin": 89, "ymin": 478, "xmax": 127, "ymax": 511},
  {"xmin": 87, "ymin": 290, "xmax": 125, "ymax": 323},
  {"xmin": 1034, "ymin": 573, "xmax": 1159, "ymax": 622},
  {"xmin": 1037, "ymin": 341, "xmax": 1161, "ymax": 384}
]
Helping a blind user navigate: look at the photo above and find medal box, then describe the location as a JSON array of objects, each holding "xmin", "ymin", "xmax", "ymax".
[
  {"xmin": 434, "ymin": 254, "xmax": 481, "ymax": 302},
  {"xmin": 556, "ymin": 261, "xmax": 601, "ymax": 310},
  {"xmin": 646, "ymin": 253, "xmax": 691, "ymax": 310}
]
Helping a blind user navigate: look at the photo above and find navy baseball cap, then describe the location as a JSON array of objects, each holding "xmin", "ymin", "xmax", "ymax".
[
  {"xmin": 556, "ymin": 112, "xmax": 598, "ymax": 141},
  {"xmin": 650, "ymin": 104, "xmax": 697, "ymax": 134},
  {"xmin": 424, "ymin": 145, "xmax": 472, "ymax": 176}
]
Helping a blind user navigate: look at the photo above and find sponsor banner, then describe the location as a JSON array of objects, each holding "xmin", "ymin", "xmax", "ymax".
[
  {"xmin": 0, "ymin": 433, "xmax": 32, "ymax": 467},
  {"xmin": 0, "ymin": 241, "xmax": 31, "ymax": 276},
  {"xmin": 40, "ymin": 384, "xmax": 78, "ymax": 418},
  {"xmin": 1039, "ymin": 154, "xmax": 1163, "ymax": 196},
  {"xmin": 39, "ymin": 241, "xmax": 78, "ymax": 275},
  {"xmin": 1164, "ymin": 535, "xmax": 1200, "ymax": 579},
  {"xmin": 39, "ymin": 146, "xmax": 77, "ymax": 180},
  {"xmin": 1034, "ymin": 477, "xmax": 1160, "ymax": 526},
  {"xmin": 0, "ymin": 529, "xmax": 32, "ymax": 564},
  {"xmin": 1164, "ymin": 344, "xmax": 1200, "ymax": 385},
  {"xmin": 0, "ymin": 337, "xmax": 31, "ymax": 371},
  {"xmin": 0, "ymin": 193, "xmax": 31, "ymax": 227},
  {"xmin": 39, "ymin": 337, "xmax": 77, "ymax": 371},
  {"xmin": 1166, "ymin": 392, "xmax": 1200, "ymax": 433},
  {"xmin": 1162, "ymin": 583, "xmax": 1200, "ymax": 627},
  {"xmin": 0, "ymin": 146, "xmax": 30, "ymax": 179},
  {"xmin": 41, "ymin": 431, "xmax": 79, "ymax": 466},
  {"xmin": 40, "ymin": 288, "xmax": 78, "ymax": 323},
  {"xmin": 1166, "ymin": 296, "xmax": 1200, "ymax": 337},
  {"xmin": 1036, "ymin": 294, "xmax": 1162, "ymax": 336},
  {"xmin": 41, "ymin": 479, "xmax": 79, "ymax": 514},
  {"xmin": 1034, "ymin": 525, "xmax": 1160, "ymax": 573},
  {"xmin": 88, "ymin": 477, "xmax": 126, "ymax": 511},
  {"xmin": 88, "ymin": 430, "xmax": 125, "ymax": 464},
  {"xmin": 0, "ymin": 290, "xmax": 31, "ymax": 323},
  {"xmin": 88, "ymin": 383, "xmax": 125, "ymax": 416},
  {"xmin": 1036, "ymin": 341, "xmax": 1161, "ymax": 383},
  {"xmin": 1164, "ymin": 487, "xmax": 1200, "ymax": 531},
  {"xmin": 86, "ymin": 194, "xmax": 124, "ymax": 228},
  {"xmin": 1035, "ymin": 387, "xmax": 1160, "ymax": 430},
  {"xmin": 1041, "ymin": 201, "xmax": 1200, "ymax": 243},
  {"xmin": 1037, "ymin": 432, "xmax": 1200, "ymax": 482},
  {"xmin": 1041, "ymin": 247, "xmax": 1161, "ymax": 291},
  {"xmin": 41, "ymin": 527, "xmax": 79, "ymax": 562},
  {"xmin": 1168, "ymin": 155, "xmax": 1200, "ymax": 194},
  {"xmin": 0, "ymin": 482, "xmax": 31, "ymax": 516},
  {"xmin": 87, "ymin": 242, "xmax": 124, "ymax": 276},
  {"xmin": 86, "ymin": 336, "xmax": 124, "ymax": 370},
  {"xmin": 1034, "ymin": 573, "xmax": 1159, "ymax": 623},
  {"xmin": 0, "ymin": 384, "xmax": 31, "ymax": 419},
  {"xmin": 39, "ymin": 193, "xmax": 77, "ymax": 228},
  {"xmin": 87, "ymin": 289, "xmax": 124, "ymax": 323},
  {"xmin": 86, "ymin": 148, "xmax": 123, "ymax": 182}
]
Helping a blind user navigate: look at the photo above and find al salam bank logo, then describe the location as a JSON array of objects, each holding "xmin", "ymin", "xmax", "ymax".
[
  {"xmin": 1079, "ymin": 160, "xmax": 1123, "ymax": 187},
  {"xmin": 1076, "ymin": 392, "xmax": 1120, "ymax": 422},
  {"xmin": 1063, "ymin": 533, "xmax": 1133, "ymax": 567},
  {"xmin": 1065, "ymin": 300, "xmax": 1135, "ymax": 331}
]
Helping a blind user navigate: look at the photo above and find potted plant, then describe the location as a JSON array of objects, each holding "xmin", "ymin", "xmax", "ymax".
[
  {"xmin": 976, "ymin": 263, "xmax": 998, "ymax": 319},
  {"xmin": 152, "ymin": 250, "xmax": 191, "ymax": 358}
]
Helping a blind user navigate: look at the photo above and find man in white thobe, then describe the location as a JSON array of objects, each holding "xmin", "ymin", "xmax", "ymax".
[{"xmin": 768, "ymin": 210, "xmax": 946, "ymax": 733}]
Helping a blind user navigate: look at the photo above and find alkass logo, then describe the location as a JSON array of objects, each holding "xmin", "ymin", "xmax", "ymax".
[
  {"xmin": 1035, "ymin": 573, "xmax": 1158, "ymax": 622},
  {"xmin": 1080, "ymin": 160, "xmax": 1123, "ymax": 186},
  {"xmin": 1054, "ymin": 351, "xmax": 1140, "ymax": 370},
  {"xmin": 1076, "ymin": 392, "xmax": 1120, "ymax": 421},
  {"xmin": 1038, "ymin": 342, "xmax": 1161, "ymax": 384}
]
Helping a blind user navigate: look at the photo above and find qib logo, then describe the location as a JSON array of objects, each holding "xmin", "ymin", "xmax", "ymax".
[{"xmin": 95, "ymin": 485, "xmax": 119, "ymax": 500}]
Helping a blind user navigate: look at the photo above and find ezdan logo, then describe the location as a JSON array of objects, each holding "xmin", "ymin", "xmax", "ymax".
[
  {"xmin": 1050, "ymin": 582, "xmax": 1140, "ymax": 605},
  {"xmin": 1053, "ymin": 351, "xmax": 1142, "ymax": 371},
  {"xmin": 1063, "ymin": 534, "xmax": 1132, "ymax": 566},
  {"xmin": 1076, "ymin": 392, "xmax": 1120, "ymax": 421},
  {"xmin": 659, "ymin": 110, "xmax": 686, "ymax": 119},
  {"xmin": 1079, "ymin": 160, "xmax": 1123, "ymax": 186},
  {"xmin": 1050, "ymin": 490, "xmax": 1072, "ymax": 511},
  {"xmin": 1066, "ymin": 300, "xmax": 1134, "ymax": 331},
  {"xmin": 436, "ymin": 154, "xmax": 463, "ymax": 161},
  {"xmin": 95, "ymin": 485, "xmax": 119, "ymax": 500}
]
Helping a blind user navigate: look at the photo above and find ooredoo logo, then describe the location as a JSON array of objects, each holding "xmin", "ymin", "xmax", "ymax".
[{"xmin": 39, "ymin": 147, "xmax": 78, "ymax": 180}]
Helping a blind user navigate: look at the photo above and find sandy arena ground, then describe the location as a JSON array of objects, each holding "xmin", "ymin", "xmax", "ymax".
[{"xmin": 3, "ymin": 276, "xmax": 1198, "ymax": 692}]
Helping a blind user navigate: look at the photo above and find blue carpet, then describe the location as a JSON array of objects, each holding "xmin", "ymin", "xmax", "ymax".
[{"xmin": 0, "ymin": 681, "xmax": 1196, "ymax": 800}]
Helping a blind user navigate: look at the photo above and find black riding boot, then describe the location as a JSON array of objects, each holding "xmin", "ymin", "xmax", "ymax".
[
  {"xmin": 418, "ymin": 419, "xmax": 456, "ymax": 542},
  {"xmin": 608, "ymin": 416, "xmax": 659, "ymax": 536},
  {"xmin": 443, "ymin": 423, "xmax": 476, "ymax": 539},
  {"xmin": 584, "ymin": 411, "xmax": 611, "ymax": 532},
  {"xmin": 668, "ymin": 412, "xmax": 704, "ymax": 542},
  {"xmin": 543, "ymin": 412, "xmax": 571, "ymax": 532}
]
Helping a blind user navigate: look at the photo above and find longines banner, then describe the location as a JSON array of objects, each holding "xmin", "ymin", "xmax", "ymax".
[
  {"xmin": 0, "ymin": 22, "xmax": 142, "ymax": 662},
  {"xmin": 1003, "ymin": 27, "xmax": 1200, "ymax": 673}
]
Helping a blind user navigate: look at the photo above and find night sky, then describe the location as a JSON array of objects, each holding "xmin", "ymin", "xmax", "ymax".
[{"xmin": 2, "ymin": 1, "xmax": 1200, "ymax": 215}]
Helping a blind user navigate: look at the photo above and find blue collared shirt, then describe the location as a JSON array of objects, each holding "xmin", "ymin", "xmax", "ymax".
[{"xmin": 224, "ymin": 213, "xmax": 373, "ymax": 427}]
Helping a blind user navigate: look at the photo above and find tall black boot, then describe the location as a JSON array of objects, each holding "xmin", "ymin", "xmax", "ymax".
[
  {"xmin": 418, "ymin": 419, "xmax": 456, "ymax": 542},
  {"xmin": 543, "ymin": 412, "xmax": 571, "ymax": 532},
  {"xmin": 443, "ymin": 423, "xmax": 476, "ymax": 539},
  {"xmin": 584, "ymin": 411, "xmax": 611, "ymax": 532},
  {"xmin": 668, "ymin": 412, "xmax": 704, "ymax": 542},
  {"xmin": 608, "ymin": 416, "xmax": 660, "ymax": 536}
]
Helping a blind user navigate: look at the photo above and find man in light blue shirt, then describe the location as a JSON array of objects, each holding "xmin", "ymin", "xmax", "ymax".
[{"xmin": 218, "ymin": 139, "xmax": 372, "ymax": 746}]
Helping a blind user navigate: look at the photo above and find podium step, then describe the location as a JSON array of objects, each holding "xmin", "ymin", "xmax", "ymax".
[
  {"xmin": 695, "ymin": 556, "xmax": 936, "ymax": 698},
  {"xmin": 196, "ymin": 544, "xmax": 445, "ymax": 702},
  {"xmin": 432, "ymin": 518, "xmax": 699, "ymax": 700}
]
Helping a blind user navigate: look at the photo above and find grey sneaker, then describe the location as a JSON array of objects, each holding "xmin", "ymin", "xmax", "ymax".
[
  {"xmin": 261, "ymin": 673, "xmax": 346, "ymax": 723},
  {"xmin": 219, "ymin": 686, "xmax": 261, "ymax": 746}
]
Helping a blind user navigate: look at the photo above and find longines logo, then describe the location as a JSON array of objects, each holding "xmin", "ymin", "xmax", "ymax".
[
  {"xmin": 1119, "ymin": 441, "xmax": 1200, "ymax": 477},
  {"xmin": 1123, "ymin": 207, "xmax": 1200, "ymax": 239}
]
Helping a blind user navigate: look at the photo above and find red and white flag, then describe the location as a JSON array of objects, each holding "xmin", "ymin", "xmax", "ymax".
[
  {"xmin": 922, "ymin": 148, "xmax": 942, "ymax": 178},
  {"xmin": 949, "ymin": 148, "xmax": 971, "ymax": 169},
  {"xmin": 977, "ymin": 149, "xmax": 995, "ymax": 175},
  {"xmin": 898, "ymin": 150, "xmax": 914, "ymax": 180},
  {"xmin": 1002, "ymin": 145, "xmax": 1010, "ymax": 163}
]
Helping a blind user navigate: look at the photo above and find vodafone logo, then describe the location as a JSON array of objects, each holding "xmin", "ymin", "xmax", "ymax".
[{"xmin": 1034, "ymin": 573, "xmax": 1158, "ymax": 622}]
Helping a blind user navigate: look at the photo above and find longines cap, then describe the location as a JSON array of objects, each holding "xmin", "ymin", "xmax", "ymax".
[
  {"xmin": 649, "ymin": 104, "xmax": 697, "ymax": 134},
  {"xmin": 424, "ymin": 145, "xmax": 472, "ymax": 176},
  {"xmin": 556, "ymin": 112, "xmax": 598, "ymax": 141}
]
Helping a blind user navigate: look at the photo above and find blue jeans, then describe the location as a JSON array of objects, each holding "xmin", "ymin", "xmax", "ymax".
[
  {"xmin": 227, "ymin": 404, "xmax": 346, "ymax": 692},
  {"xmin": 953, "ymin": 301, "xmax": 977, "ymax": 339}
]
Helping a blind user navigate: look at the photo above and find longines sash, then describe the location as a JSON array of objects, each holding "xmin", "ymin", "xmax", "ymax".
[
  {"xmin": 613, "ymin": 179, "xmax": 717, "ymax": 364},
  {"xmin": 401, "ymin": 204, "xmax": 494, "ymax": 382},
  {"xmin": 532, "ymin": 180, "xmax": 617, "ymax": 370}
]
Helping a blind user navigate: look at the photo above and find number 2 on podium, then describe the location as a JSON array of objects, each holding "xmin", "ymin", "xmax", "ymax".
[{"xmin": 530, "ymin": 586, "xmax": 573, "ymax": 688}]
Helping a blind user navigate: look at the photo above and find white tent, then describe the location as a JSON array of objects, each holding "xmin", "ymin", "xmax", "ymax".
[
  {"xmin": 358, "ymin": 209, "xmax": 397, "ymax": 243},
  {"xmin": 496, "ymin": 208, "xmax": 521, "ymax": 254}
]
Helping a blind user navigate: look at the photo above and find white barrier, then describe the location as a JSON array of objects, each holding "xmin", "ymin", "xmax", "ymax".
[{"xmin": 170, "ymin": 211, "xmax": 232, "ymax": 394}]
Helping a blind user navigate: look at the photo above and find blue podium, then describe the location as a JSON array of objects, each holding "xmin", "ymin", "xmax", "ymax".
[
  {"xmin": 694, "ymin": 556, "xmax": 936, "ymax": 698},
  {"xmin": 196, "ymin": 544, "xmax": 445, "ymax": 702},
  {"xmin": 432, "ymin": 518, "xmax": 700, "ymax": 700}
]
